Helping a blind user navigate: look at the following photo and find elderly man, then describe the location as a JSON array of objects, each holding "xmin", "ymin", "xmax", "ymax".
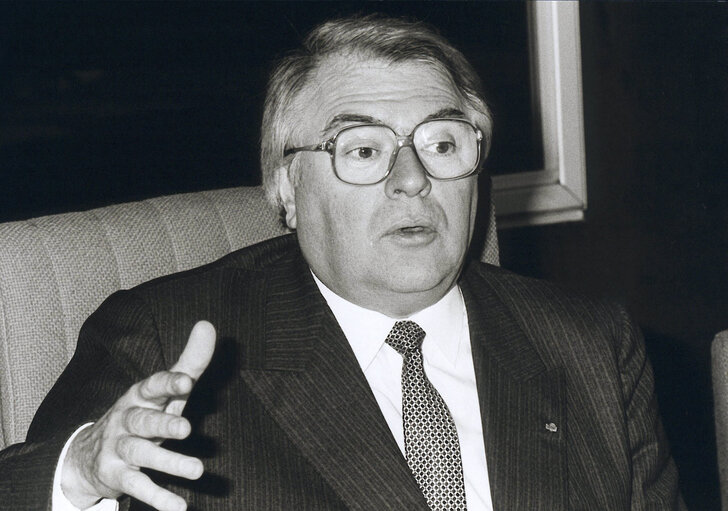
[{"xmin": 0, "ymin": 14, "xmax": 684, "ymax": 511}]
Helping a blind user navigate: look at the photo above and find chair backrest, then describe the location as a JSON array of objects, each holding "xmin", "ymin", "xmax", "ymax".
[
  {"xmin": 0, "ymin": 186, "xmax": 287, "ymax": 449},
  {"xmin": 0, "ymin": 185, "xmax": 499, "ymax": 449},
  {"xmin": 713, "ymin": 330, "xmax": 728, "ymax": 510}
]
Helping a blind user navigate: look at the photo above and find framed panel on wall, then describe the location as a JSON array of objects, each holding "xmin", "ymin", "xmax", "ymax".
[{"xmin": 492, "ymin": 1, "xmax": 587, "ymax": 228}]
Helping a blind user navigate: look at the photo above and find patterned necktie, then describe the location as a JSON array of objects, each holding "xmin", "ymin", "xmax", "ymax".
[{"xmin": 385, "ymin": 320, "xmax": 467, "ymax": 511}]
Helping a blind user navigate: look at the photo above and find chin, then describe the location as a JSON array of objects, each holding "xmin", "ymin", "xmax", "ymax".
[{"xmin": 380, "ymin": 262, "xmax": 455, "ymax": 295}]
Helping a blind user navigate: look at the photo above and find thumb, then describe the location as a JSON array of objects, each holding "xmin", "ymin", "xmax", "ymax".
[
  {"xmin": 164, "ymin": 321, "xmax": 216, "ymax": 417},
  {"xmin": 170, "ymin": 320, "xmax": 216, "ymax": 380}
]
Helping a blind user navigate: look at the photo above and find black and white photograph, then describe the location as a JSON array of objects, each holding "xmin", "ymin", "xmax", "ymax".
[{"xmin": 0, "ymin": 2, "xmax": 726, "ymax": 509}]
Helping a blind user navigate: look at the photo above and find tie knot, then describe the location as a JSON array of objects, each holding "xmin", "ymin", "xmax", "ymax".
[{"xmin": 385, "ymin": 320, "xmax": 426, "ymax": 355}]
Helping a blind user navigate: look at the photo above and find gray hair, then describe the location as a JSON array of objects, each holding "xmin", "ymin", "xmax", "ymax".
[{"xmin": 260, "ymin": 13, "xmax": 493, "ymax": 210}]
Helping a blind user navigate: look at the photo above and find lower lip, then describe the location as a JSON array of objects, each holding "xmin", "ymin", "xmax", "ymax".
[{"xmin": 385, "ymin": 227, "xmax": 437, "ymax": 246}]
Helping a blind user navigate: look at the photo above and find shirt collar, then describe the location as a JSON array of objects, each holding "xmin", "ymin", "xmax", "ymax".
[{"xmin": 311, "ymin": 271, "xmax": 466, "ymax": 371}]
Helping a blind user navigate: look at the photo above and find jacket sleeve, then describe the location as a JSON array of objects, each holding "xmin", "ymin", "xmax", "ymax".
[
  {"xmin": 0, "ymin": 290, "xmax": 164, "ymax": 510},
  {"xmin": 616, "ymin": 307, "xmax": 687, "ymax": 510}
]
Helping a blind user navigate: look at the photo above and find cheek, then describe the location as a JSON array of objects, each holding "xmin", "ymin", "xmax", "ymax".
[
  {"xmin": 295, "ymin": 167, "xmax": 372, "ymax": 245},
  {"xmin": 442, "ymin": 180, "xmax": 478, "ymax": 237},
  {"xmin": 293, "ymin": 157, "xmax": 334, "ymax": 223}
]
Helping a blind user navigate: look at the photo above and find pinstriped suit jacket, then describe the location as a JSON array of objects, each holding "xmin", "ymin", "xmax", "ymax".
[{"xmin": 0, "ymin": 233, "xmax": 685, "ymax": 510}]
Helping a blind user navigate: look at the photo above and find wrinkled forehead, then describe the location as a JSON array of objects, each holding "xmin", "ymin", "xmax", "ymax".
[
  {"xmin": 290, "ymin": 55, "xmax": 470, "ymax": 138},
  {"xmin": 313, "ymin": 51, "xmax": 457, "ymax": 81}
]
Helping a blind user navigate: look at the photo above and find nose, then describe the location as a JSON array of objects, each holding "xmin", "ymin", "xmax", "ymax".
[{"xmin": 384, "ymin": 146, "xmax": 432, "ymax": 199}]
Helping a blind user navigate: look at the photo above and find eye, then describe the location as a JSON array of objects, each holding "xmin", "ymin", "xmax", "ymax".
[
  {"xmin": 434, "ymin": 141, "xmax": 455, "ymax": 154},
  {"xmin": 356, "ymin": 147, "xmax": 375, "ymax": 159},
  {"xmin": 345, "ymin": 146, "xmax": 379, "ymax": 160},
  {"xmin": 423, "ymin": 140, "xmax": 456, "ymax": 156}
]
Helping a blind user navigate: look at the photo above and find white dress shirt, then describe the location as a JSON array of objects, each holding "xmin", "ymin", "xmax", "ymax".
[{"xmin": 313, "ymin": 273, "xmax": 493, "ymax": 511}]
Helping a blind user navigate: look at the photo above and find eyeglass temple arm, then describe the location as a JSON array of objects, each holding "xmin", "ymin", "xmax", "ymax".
[{"xmin": 283, "ymin": 141, "xmax": 330, "ymax": 157}]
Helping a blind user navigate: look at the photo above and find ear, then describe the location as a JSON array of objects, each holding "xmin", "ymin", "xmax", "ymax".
[{"xmin": 275, "ymin": 164, "xmax": 297, "ymax": 229}]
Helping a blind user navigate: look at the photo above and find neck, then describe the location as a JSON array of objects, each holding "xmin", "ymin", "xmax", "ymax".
[{"xmin": 311, "ymin": 270, "xmax": 457, "ymax": 319}]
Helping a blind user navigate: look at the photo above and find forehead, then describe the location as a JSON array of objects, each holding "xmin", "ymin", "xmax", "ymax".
[{"xmin": 297, "ymin": 55, "xmax": 466, "ymax": 135}]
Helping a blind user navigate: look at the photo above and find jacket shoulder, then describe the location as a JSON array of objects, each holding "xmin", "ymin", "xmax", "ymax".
[
  {"xmin": 462, "ymin": 260, "xmax": 632, "ymax": 368},
  {"xmin": 464, "ymin": 260, "xmax": 624, "ymax": 327},
  {"xmin": 131, "ymin": 233, "xmax": 299, "ymax": 291}
]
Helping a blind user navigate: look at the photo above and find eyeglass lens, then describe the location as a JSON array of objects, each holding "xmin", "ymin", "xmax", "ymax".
[{"xmin": 333, "ymin": 120, "xmax": 479, "ymax": 184}]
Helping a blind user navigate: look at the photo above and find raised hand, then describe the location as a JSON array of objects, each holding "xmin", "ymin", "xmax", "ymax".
[{"xmin": 61, "ymin": 321, "xmax": 216, "ymax": 511}]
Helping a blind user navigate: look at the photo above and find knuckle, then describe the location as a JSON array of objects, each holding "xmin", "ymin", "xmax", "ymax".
[
  {"xmin": 117, "ymin": 435, "xmax": 139, "ymax": 461},
  {"xmin": 138, "ymin": 371, "xmax": 186, "ymax": 401},
  {"xmin": 96, "ymin": 461, "xmax": 117, "ymax": 486},
  {"xmin": 140, "ymin": 372, "xmax": 167, "ymax": 399},
  {"xmin": 137, "ymin": 375, "xmax": 156, "ymax": 399},
  {"xmin": 165, "ymin": 373, "xmax": 182, "ymax": 396},
  {"xmin": 140, "ymin": 411, "xmax": 156, "ymax": 432},
  {"xmin": 173, "ymin": 373, "xmax": 192, "ymax": 393},
  {"xmin": 121, "ymin": 472, "xmax": 145, "ymax": 495},
  {"xmin": 123, "ymin": 407, "xmax": 145, "ymax": 432},
  {"xmin": 159, "ymin": 416, "xmax": 176, "ymax": 437}
]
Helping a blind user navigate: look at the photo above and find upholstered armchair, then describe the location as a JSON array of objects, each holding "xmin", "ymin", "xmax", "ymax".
[{"xmin": 712, "ymin": 330, "xmax": 728, "ymax": 509}]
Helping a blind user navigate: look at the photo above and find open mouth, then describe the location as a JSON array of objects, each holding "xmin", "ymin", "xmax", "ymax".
[
  {"xmin": 387, "ymin": 225, "xmax": 437, "ymax": 244},
  {"xmin": 397, "ymin": 226, "xmax": 429, "ymax": 234},
  {"xmin": 384, "ymin": 216, "xmax": 438, "ymax": 243},
  {"xmin": 387, "ymin": 222, "xmax": 437, "ymax": 248}
]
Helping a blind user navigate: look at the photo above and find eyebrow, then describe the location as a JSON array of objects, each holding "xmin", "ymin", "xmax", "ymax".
[
  {"xmin": 321, "ymin": 107, "xmax": 467, "ymax": 136},
  {"xmin": 424, "ymin": 108, "xmax": 467, "ymax": 121},
  {"xmin": 323, "ymin": 114, "xmax": 381, "ymax": 134}
]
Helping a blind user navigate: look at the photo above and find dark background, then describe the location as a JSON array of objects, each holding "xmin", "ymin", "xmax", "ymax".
[
  {"xmin": 1, "ymin": 2, "xmax": 726, "ymax": 509},
  {"xmin": 0, "ymin": 1, "xmax": 540, "ymax": 222}
]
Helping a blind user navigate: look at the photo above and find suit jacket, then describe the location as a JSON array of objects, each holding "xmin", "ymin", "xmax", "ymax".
[{"xmin": 0, "ymin": 233, "xmax": 685, "ymax": 510}]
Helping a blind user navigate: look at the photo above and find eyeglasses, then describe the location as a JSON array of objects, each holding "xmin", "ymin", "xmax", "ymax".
[{"xmin": 283, "ymin": 118, "xmax": 484, "ymax": 185}]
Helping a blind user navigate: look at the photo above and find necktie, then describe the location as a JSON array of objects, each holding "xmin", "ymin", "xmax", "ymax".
[{"xmin": 385, "ymin": 320, "xmax": 467, "ymax": 511}]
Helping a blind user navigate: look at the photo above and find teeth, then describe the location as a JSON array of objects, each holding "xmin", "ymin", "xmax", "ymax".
[{"xmin": 400, "ymin": 226, "xmax": 423, "ymax": 233}]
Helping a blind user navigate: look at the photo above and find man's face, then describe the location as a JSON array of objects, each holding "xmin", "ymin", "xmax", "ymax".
[{"xmin": 278, "ymin": 57, "xmax": 479, "ymax": 317}]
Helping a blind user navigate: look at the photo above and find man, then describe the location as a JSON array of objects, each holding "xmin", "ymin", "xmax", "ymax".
[{"xmin": 0, "ymin": 14, "xmax": 684, "ymax": 511}]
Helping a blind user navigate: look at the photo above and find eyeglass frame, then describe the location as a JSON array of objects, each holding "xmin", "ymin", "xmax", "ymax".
[{"xmin": 282, "ymin": 117, "xmax": 485, "ymax": 185}]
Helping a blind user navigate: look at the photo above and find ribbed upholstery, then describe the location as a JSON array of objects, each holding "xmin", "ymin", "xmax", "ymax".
[
  {"xmin": 0, "ymin": 186, "xmax": 499, "ymax": 449},
  {"xmin": 482, "ymin": 201, "xmax": 499, "ymax": 268},
  {"xmin": 712, "ymin": 330, "xmax": 728, "ymax": 510},
  {"xmin": 0, "ymin": 186, "xmax": 287, "ymax": 448}
]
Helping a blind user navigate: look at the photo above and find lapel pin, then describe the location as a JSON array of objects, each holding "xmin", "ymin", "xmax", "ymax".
[{"xmin": 545, "ymin": 422, "xmax": 558, "ymax": 433}]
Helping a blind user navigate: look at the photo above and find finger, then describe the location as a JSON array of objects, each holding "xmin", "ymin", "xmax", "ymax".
[
  {"xmin": 136, "ymin": 371, "xmax": 194, "ymax": 405},
  {"xmin": 124, "ymin": 407, "xmax": 191, "ymax": 440},
  {"xmin": 117, "ymin": 436, "xmax": 204, "ymax": 480},
  {"xmin": 117, "ymin": 469, "xmax": 188, "ymax": 511},
  {"xmin": 170, "ymin": 321, "xmax": 216, "ymax": 380},
  {"xmin": 165, "ymin": 321, "xmax": 216, "ymax": 416}
]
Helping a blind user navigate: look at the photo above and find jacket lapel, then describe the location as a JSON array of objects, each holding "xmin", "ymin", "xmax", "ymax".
[
  {"xmin": 239, "ymin": 251, "xmax": 428, "ymax": 510},
  {"xmin": 461, "ymin": 264, "xmax": 567, "ymax": 511}
]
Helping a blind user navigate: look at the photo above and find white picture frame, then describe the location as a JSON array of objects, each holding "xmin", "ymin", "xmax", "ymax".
[{"xmin": 492, "ymin": 1, "xmax": 587, "ymax": 228}]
